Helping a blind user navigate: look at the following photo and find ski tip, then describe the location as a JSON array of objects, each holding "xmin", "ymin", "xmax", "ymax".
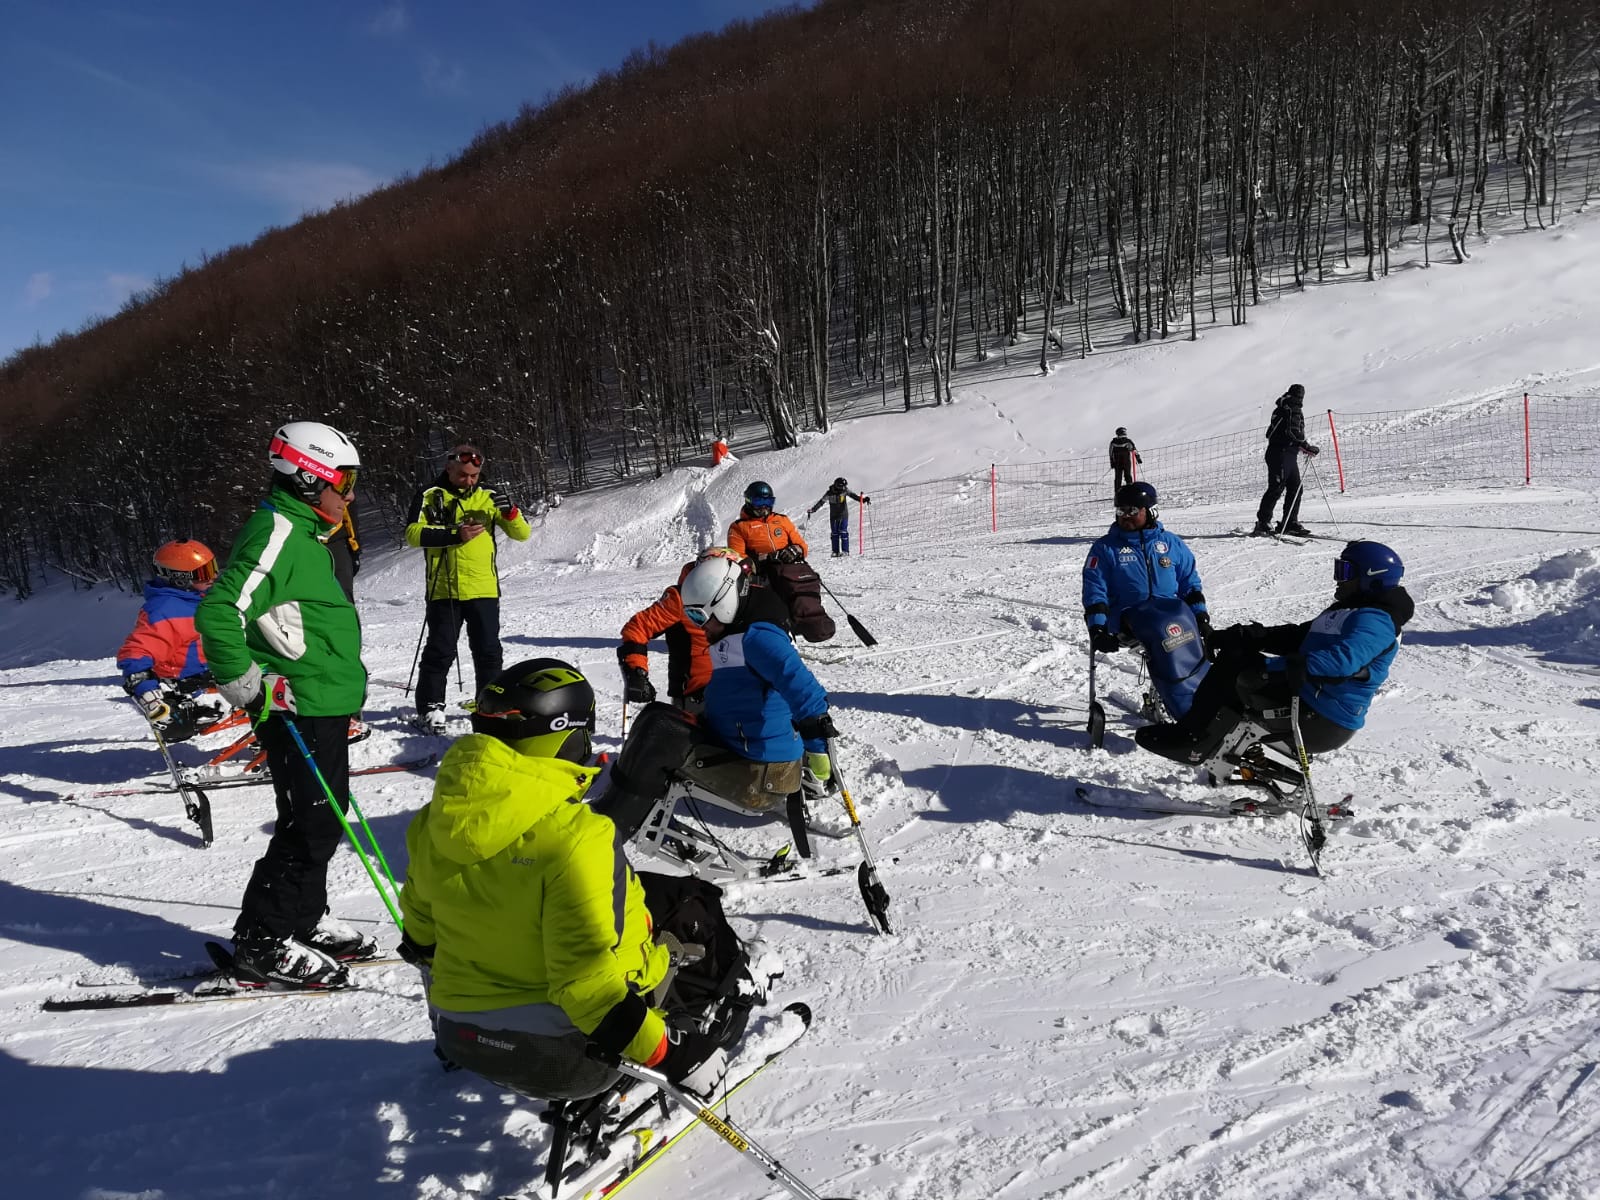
[{"xmin": 782, "ymin": 1001, "xmax": 813, "ymax": 1027}]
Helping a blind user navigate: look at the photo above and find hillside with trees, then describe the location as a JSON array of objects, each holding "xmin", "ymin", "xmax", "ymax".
[{"xmin": 0, "ymin": 0, "xmax": 1594, "ymax": 595}]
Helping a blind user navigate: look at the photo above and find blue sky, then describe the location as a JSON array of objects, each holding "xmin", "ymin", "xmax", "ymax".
[{"xmin": 0, "ymin": 1, "xmax": 797, "ymax": 364}]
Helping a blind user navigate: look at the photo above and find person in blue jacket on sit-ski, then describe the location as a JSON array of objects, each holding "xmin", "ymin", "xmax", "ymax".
[
  {"xmin": 1136, "ymin": 540, "xmax": 1413, "ymax": 764},
  {"xmin": 676, "ymin": 555, "xmax": 840, "ymax": 823}
]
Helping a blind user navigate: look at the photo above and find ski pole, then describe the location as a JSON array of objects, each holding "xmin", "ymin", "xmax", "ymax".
[
  {"xmin": 1307, "ymin": 456, "xmax": 1342, "ymax": 537},
  {"xmin": 281, "ymin": 717, "xmax": 406, "ymax": 931},
  {"xmin": 606, "ymin": 1059, "xmax": 834, "ymax": 1200},
  {"xmin": 404, "ymin": 549, "xmax": 445, "ymax": 695},
  {"xmin": 825, "ymin": 738, "xmax": 892, "ymax": 935},
  {"xmin": 621, "ymin": 699, "xmax": 630, "ymax": 740},
  {"xmin": 815, "ymin": 577, "xmax": 878, "ymax": 647},
  {"xmin": 1086, "ymin": 645, "xmax": 1106, "ymax": 750},
  {"xmin": 1288, "ymin": 696, "xmax": 1327, "ymax": 876}
]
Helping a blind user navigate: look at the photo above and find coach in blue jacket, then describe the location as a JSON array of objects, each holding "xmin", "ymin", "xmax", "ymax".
[
  {"xmin": 1082, "ymin": 482, "xmax": 1211, "ymax": 652},
  {"xmin": 1136, "ymin": 540, "xmax": 1413, "ymax": 763}
]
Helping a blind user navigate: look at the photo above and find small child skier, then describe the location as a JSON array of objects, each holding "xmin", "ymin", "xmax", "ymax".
[
  {"xmin": 116, "ymin": 540, "xmax": 228, "ymax": 742},
  {"xmin": 805, "ymin": 478, "xmax": 870, "ymax": 558}
]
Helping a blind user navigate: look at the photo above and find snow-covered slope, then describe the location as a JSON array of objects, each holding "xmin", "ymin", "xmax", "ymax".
[{"xmin": 2, "ymin": 209, "xmax": 1598, "ymax": 1200}]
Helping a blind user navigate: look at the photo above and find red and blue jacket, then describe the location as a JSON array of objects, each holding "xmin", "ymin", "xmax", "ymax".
[{"xmin": 116, "ymin": 581, "xmax": 208, "ymax": 698}]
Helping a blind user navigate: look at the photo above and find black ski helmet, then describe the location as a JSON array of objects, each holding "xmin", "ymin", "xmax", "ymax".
[
  {"xmin": 832, "ymin": 477, "xmax": 848, "ymax": 491},
  {"xmin": 744, "ymin": 481, "xmax": 775, "ymax": 509},
  {"xmin": 1115, "ymin": 427, "xmax": 1128, "ymax": 437},
  {"xmin": 1115, "ymin": 481, "xmax": 1158, "ymax": 511},
  {"xmin": 1286, "ymin": 384, "xmax": 1306, "ymax": 402},
  {"xmin": 471, "ymin": 658, "xmax": 596, "ymax": 761}
]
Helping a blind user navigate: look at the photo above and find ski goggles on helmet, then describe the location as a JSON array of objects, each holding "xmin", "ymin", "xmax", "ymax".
[
  {"xmin": 447, "ymin": 450, "xmax": 484, "ymax": 467},
  {"xmin": 330, "ymin": 466, "xmax": 358, "ymax": 496},
  {"xmin": 1333, "ymin": 557, "xmax": 1359, "ymax": 582},
  {"xmin": 683, "ymin": 604, "xmax": 714, "ymax": 627},
  {"xmin": 1115, "ymin": 505, "xmax": 1146, "ymax": 517}
]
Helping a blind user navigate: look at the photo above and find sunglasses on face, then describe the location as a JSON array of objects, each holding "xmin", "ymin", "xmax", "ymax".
[{"xmin": 448, "ymin": 451, "xmax": 484, "ymax": 468}]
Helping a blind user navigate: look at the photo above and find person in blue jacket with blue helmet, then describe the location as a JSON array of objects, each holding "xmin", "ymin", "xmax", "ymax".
[
  {"xmin": 1136, "ymin": 540, "xmax": 1413, "ymax": 763},
  {"xmin": 1082, "ymin": 482, "xmax": 1213, "ymax": 653},
  {"xmin": 676, "ymin": 554, "xmax": 837, "ymax": 814}
]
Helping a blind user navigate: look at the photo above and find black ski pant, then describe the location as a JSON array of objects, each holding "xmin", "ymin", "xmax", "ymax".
[
  {"xmin": 416, "ymin": 597, "xmax": 502, "ymax": 715},
  {"xmin": 1179, "ymin": 648, "xmax": 1352, "ymax": 755},
  {"xmin": 1113, "ymin": 464, "xmax": 1134, "ymax": 492},
  {"xmin": 1256, "ymin": 446, "xmax": 1304, "ymax": 528},
  {"xmin": 236, "ymin": 713, "xmax": 352, "ymax": 941}
]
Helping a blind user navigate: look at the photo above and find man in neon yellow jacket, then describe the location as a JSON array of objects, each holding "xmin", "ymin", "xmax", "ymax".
[
  {"xmin": 399, "ymin": 659, "xmax": 731, "ymax": 1100},
  {"xmin": 404, "ymin": 444, "xmax": 532, "ymax": 734}
]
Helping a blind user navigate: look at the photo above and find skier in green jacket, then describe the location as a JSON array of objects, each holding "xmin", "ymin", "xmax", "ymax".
[
  {"xmin": 399, "ymin": 659, "xmax": 747, "ymax": 1100},
  {"xmin": 196, "ymin": 420, "xmax": 372, "ymax": 990}
]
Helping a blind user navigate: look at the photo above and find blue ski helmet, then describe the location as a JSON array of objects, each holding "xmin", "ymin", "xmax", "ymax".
[
  {"xmin": 1335, "ymin": 540, "xmax": 1403, "ymax": 593},
  {"xmin": 744, "ymin": 481, "xmax": 775, "ymax": 510},
  {"xmin": 1115, "ymin": 481, "xmax": 1158, "ymax": 520}
]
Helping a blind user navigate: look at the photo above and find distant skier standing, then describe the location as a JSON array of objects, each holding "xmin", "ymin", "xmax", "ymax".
[
  {"xmin": 404, "ymin": 445, "xmax": 532, "ymax": 734},
  {"xmin": 1254, "ymin": 384, "xmax": 1320, "ymax": 537},
  {"xmin": 805, "ymin": 478, "xmax": 870, "ymax": 558},
  {"xmin": 1108, "ymin": 428, "xmax": 1142, "ymax": 492}
]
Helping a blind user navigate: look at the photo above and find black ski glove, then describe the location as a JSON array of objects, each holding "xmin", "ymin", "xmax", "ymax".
[
  {"xmin": 1283, "ymin": 653, "xmax": 1309, "ymax": 692},
  {"xmin": 775, "ymin": 544, "xmax": 803, "ymax": 564},
  {"xmin": 1194, "ymin": 611, "xmax": 1216, "ymax": 659},
  {"xmin": 657, "ymin": 1022, "xmax": 728, "ymax": 1097},
  {"xmin": 622, "ymin": 666, "xmax": 656, "ymax": 704},
  {"xmin": 1089, "ymin": 625, "xmax": 1121, "ymax": 654},
  {"xmin": 1303, "ymin": 444, "xmax": 1321, "ymax": 456},
  {"xmin": 795, "ymin": 712, "xmax": 839, "ymax": 742},
  {"xmin": 1216, "ymin": 622, "xmax": 1267, "ymax": 657}
]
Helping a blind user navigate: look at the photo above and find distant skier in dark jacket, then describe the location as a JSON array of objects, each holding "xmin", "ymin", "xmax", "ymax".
[
  {"xmin": 806, "ymin": 478, "xmax": 870, "ymax": 557},
  {"xmin": 1137, "ymin": 540, "xmax": 1413, "ymax": 764},
  {"xmin": 1108, "ymin": 428, "xmax": 1142, "ymax": 491},
  {"xmin": 1254, "ymin": 384, "xmax": 1320, "ymax": 537}
]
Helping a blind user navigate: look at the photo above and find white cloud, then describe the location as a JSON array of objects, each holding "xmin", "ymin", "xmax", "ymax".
[
  {"xmin": 421, "ymin": 52, "xmax": 466, "ymax": 96},
  {"xmin": 366, "ymin": 2, "xmax": 410, "ymax": 37},
  {"xmin": 22, "ymin": 272, "xmax": 53, "ymax": 307},
  {"xmin": 213, "ymin": 160, "xmax": 388, "ymax": 217},
  {"xmin": 102, "ymin": 273, "xmax": 152, "ymax": 310}
]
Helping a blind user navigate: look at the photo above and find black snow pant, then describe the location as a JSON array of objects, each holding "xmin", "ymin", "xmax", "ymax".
[
  {"xmin": 1256, "ymin": 445, "xmax": 1304, "ymax": 528},
  {"xmin": 235, "ymin": 713, "xmax": 353, "ymax": 941},
  {"xmin": 830, "ymin": 513, "xmax": 850, "ymax": 556},
  {"xmin": 416, "ymin": 597, "xmax": 502, "ymax": 716},
  {"xmin": 1113, "ymin": 464, "xmax": 1134, "ymax": 492},
  {"xmin": 1178, "ymin": 649, "xmax": 1352, "ymax": 755}
]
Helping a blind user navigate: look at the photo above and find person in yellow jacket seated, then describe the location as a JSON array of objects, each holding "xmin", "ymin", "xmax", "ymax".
[
  {"xmin": 398, "ymin": 658, "xmax": 743, "ymax": 1101},
  {"xmin": 404, "ymin": 445, "xmax": 533, "ymax": 734}
]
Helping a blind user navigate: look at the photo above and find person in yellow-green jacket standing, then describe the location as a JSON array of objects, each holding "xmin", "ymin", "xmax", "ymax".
[
  {"xmin": 404, "ymin": 444, "xmax": 532, "ymax": 733},
  {"xmin": 398, "ymin": 659, "xmax": 767, "ymax": 1100}
]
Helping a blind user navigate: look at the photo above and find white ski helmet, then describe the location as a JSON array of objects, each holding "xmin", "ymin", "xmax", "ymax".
[
  {"xmin": 269, "ymin": 421, "xmax": 360, "ymax": 505},
  {"xmin": 680, "ymin": 555, "xmax": 748, "ymax": 627}
]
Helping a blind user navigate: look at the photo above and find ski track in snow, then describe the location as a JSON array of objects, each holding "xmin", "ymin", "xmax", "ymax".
[{"xmin": 4, "ymin": 218, "xmax": 1600, "ymax": 1199}]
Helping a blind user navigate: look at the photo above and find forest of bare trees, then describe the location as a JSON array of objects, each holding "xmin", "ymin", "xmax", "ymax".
[{"xmin": 0, "ymin": 0, "xmax": 1595, "ymax": 595}]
